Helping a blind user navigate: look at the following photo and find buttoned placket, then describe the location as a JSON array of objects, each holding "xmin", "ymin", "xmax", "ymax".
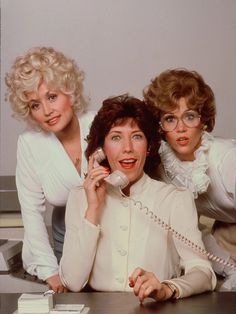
[{"xmin": 113, "ymin": 197, "xmax": 131, "ymax": 289}]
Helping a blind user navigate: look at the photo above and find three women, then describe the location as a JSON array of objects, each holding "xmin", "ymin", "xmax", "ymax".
[{"xmin": 6, "ymin": 47, "xmax": 232, "ymax": 297}]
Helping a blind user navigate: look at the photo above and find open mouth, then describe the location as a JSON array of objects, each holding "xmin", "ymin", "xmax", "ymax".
[
  {"xmin": 176, "ymin": 137, "xmax": 189, "ymax": 145},
  {"xmin": 119, "ymin": 159, "xmax": 137, "ymax": 169}
]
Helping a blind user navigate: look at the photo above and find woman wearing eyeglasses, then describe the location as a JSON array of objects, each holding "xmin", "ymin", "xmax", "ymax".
[{"xmin": 144, "ymin": 69, "xmax": 236, "ymax": 290}]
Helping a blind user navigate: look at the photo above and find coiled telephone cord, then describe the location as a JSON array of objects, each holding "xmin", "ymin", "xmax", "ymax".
[{"xmin": 119, "ymin": 188, "xmax": 236, "ymax": 270}]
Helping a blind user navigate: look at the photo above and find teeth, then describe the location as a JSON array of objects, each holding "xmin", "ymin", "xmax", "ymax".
[
  {"xmin": 47, "ymin": 116, "xmax": 59, "ymax": 123},
  {"xmin": 121, "ymin": 159, "xmax": 135, "ymax": 163}
]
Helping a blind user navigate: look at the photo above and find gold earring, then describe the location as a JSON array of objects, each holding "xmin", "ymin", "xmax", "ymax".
[{"xmin": 203, "ymin": 125, "xmax": 207, "ymax": 130}]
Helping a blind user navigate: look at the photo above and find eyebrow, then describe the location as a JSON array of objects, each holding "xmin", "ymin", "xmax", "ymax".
[
  {"xmin": 163, "ymin": 109, "xmax": 195, "ymax": 116},
  {"xmin": 28, "ymin": 90, "xmax": 56, "ymax": 102},
  {"xmin": 108, "ymin": 129, "xmax": 143, "ymax": 134},
  {"xmin": 28, "ymin": 98, "xmax": 39, "ymax": 103}
]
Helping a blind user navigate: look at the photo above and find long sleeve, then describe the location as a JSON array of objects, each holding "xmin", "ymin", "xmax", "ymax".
[
  {"xmin": 167, "ymin": 189, "xmax": 216, "ymax": 297},
  {"xmin": 60, "ymin": 174, "xmax": 216, "ymax": 295},
  {"xmin": 164, "ymin": 266, "xmax": 213, "ymax": 298},
  {"xmin": 16, "ymin": 135, "xmax": 58, "ymax": 280},
  {"xmin": 217, "ymin": 145, "xmax": 236, "ymax": 211},
  {"xmin": 16, "ymin": 111, "xmax": 96, "ymax": 281},
  {"xmin": 59, "ymin": 188, "xmax": 100, "ymax": 291}
]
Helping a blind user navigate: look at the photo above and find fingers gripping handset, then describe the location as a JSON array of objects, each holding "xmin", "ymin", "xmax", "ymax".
[{"xmin": 93, "ymin": 148, "xmax": 129, "ymax": 189}]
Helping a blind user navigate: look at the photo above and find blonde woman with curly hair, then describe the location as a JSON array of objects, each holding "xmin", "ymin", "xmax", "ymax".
[
  {"xmin": 5, "ymin": 46, "xmax": 95, "ymax": 292},
  {"xmin": 144, "ymin": 68, "xmax": 236, "ymax": 290}
]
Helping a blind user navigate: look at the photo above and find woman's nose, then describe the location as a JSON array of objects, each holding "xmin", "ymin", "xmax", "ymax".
[
  {"xmin": 42, "ymin": 101, "xmax": 53, "ymax": 116},
  {"xmin": 176, "ymin": 118, "xmax": 187, "ymax": 132},
  {"xmin": 123, "ymin": 138, "xmax": 133, "ymax": 152}
]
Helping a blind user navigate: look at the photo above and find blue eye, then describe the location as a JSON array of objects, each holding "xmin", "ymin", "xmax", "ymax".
[
  {"xmin": 133, "ymin": 134, "xmax": 143, "ymax": 140},
  {"xmin": 187, "ymin": 115, "xmax": 194, "ymax": 121},
  {"xmin": 184, "ymin": 111, "xmax": 198, "ymax": 121}
]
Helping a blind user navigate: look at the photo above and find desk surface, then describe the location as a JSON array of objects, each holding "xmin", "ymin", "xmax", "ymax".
[{"xmin": 1, "ymin": 291, "xmax": 236, "ymax": 314}]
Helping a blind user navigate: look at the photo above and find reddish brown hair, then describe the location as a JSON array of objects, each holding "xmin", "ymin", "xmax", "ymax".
[{"xmin": 144, "ymin": 68, "xmax": 216, "ymax": 132}]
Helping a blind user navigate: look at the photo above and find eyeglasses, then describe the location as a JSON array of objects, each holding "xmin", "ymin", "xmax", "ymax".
[{"xmin": 160, "ymin": 110, "xmax": 201, "ymax": 132}]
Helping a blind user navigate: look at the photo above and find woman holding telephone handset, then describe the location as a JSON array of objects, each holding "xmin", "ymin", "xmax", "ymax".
[{"xmin": 60, "ymin": 95, "xmax": 216, "ymax": 302}]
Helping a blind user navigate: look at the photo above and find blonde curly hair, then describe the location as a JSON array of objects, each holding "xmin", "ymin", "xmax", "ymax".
[{"xmin": 5, "ymin": 46, "xmax": 87, "ymax": 128}]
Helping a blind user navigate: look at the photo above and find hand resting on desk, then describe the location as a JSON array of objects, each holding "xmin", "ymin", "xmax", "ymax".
[
  {"xmin": 46, "ymin": 274, "xmax": 68, "ymax": 293},
  {"xmin": 129, "ymin": 267, "xmax": 179, "ymax": 303}
]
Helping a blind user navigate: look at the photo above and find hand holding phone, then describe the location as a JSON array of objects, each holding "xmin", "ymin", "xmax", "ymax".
[
  {"xmin": 83, "ymin": 154, "xmax": 108, "ymax": 225},
  {"xmin": 93, "ymin": 148, "xmax": 129, "ymax": 189}
]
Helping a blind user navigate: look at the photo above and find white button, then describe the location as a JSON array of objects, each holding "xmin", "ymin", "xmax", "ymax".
[
  {"xmin": 121, "ymin": 200, "xmax": 129, "ymax": 207},
  {"xmin": 118, "ymin": 249, "xmax": 127, "ymax": 256},
  {"xmin": 120, "ymin": 225, "xmax": 128, "ymax": 231}
]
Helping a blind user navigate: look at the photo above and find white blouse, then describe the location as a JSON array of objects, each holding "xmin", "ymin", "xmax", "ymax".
[
  {"xmin": 16, "ymin": 111, "xmax": 95, "ymax": 280},
  {"xmin": 158, "ymin": 132, "xmax": 236, "ymax": 222},
  {"xmin": 60, "ymin": 174, "xmax": 216, "ymax": 297}
]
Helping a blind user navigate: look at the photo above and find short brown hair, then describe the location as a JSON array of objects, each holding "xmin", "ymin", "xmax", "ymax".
[{"xmin": 143, "ymin": 68, "xmax": 216, "ymax": 132}]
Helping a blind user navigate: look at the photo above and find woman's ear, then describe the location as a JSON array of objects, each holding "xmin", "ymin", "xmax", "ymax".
[
  {"xmin": 158, "ymin": 125, "xmax": 164, "ymax": 134},
  {"xmin": 158, "ymin": 127, "xmax": 167, "ymax": 141}
]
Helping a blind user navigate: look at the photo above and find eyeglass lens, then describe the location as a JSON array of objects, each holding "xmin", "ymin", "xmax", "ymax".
[{"xmin": 161, "ymin": 111, "xmax": 200, "ymax": 131}]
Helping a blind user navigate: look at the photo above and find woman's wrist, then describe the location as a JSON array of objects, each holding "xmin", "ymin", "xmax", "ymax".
[
  {"xmin": 85, "ymin": 206, "xmax": 101, "ymax": 225},
  {"xmin": 161, "ymin": 282, "xmax": 179, "ymax": 300}
]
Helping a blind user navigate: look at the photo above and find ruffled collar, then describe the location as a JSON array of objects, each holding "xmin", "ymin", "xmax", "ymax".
[{"xmin": 159, "ymin": 132, "xmax": 214, "ymax": 198}]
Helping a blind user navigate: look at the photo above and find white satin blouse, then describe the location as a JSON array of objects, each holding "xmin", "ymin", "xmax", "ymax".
[{"xmin": 16, "ymin": 111, "xmax": 95, "ymax": 280}]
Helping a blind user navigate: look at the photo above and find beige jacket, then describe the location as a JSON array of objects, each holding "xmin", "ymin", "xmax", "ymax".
[{"xmin": 60, "ymin": 174, "xmax": 216, "ymax": 297}]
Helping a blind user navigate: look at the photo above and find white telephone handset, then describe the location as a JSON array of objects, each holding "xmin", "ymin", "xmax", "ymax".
[
  {"xmin": 93, "ymin": 148, "xmax": 129, "ymax": 189},
  {"xmin": 93, "ymin": 148, "xmax": 235, "ymax": 271}
]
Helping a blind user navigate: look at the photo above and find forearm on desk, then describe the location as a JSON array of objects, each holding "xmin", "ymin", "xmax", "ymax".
[{"xmin": 169, "ymin": 266, "xmax": 216, "ymax": 298}]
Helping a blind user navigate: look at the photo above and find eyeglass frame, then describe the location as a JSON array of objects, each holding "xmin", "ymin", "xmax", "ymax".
[{"xmin": 159, "ymin": 110, "xmax": 202, "ymax": 132}]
